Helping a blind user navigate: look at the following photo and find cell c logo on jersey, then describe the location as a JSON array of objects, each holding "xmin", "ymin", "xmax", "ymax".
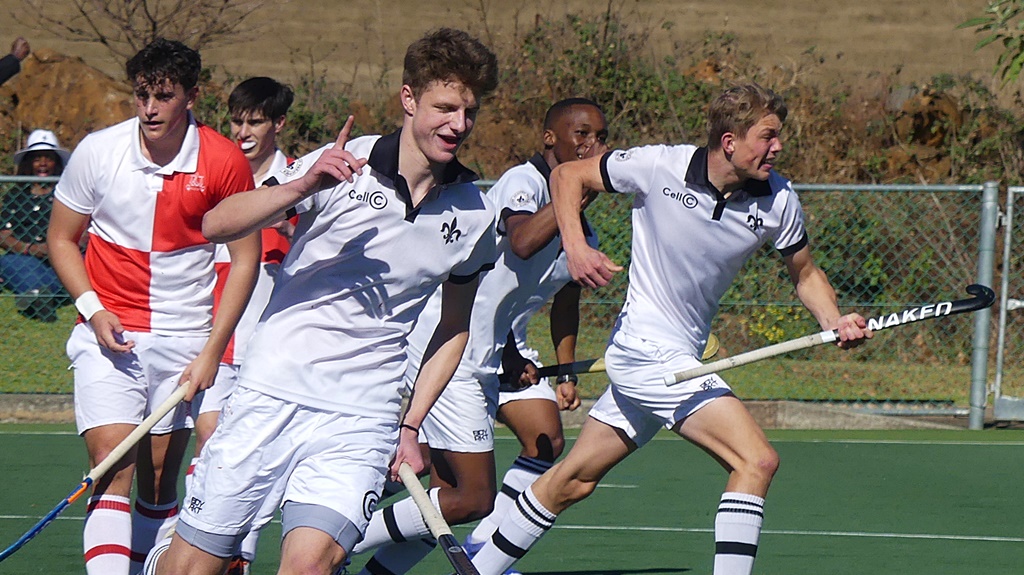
[
  {"xmin": 663, "ymin": 187, "xmax": 698, "ymax": 209},
  {"xmin": 350, "ymin": 189, "xmax": 388, "ymax": 210},
  {"xmin": 613, "ymin": 149, "xmax": 633, "ymax": 162},
  {"xmin": 186, "ymin": 174, "xmax": 206, "ymax": 193},
  {"xmin": 362, "ymin": 491, "xmax": 379, "ymax": 521}
]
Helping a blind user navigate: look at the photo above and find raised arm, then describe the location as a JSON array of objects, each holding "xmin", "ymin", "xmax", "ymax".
[
  {"xmin": 203, "ymin": 116, "xmax": 368, "ymax": 242},
  {"xmin": 784, "ymin": 245, "xmax": 871, "ymax": 349},
  {"xmin": 550, "ymin": 156, "xmax": 622, "ymax": 287}
]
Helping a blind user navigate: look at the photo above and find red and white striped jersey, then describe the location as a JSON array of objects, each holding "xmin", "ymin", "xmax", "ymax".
[
  {"xmin": 55, "ymin": 115, "xmax": 255, "ymax": 335},
  {"xmin": 213, "ymin": 149, "xmax": 292, "ymax": 364}
]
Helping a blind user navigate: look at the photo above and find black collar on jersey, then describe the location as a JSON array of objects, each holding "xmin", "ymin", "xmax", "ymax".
[
  {"xmin": 527, "ymin": 153, "xmax": 552, "ymax": 182},
  {"xmin": 685, "ymin": 146, "xmax": 772, "ymax": 221},
  {"xmin": 369, "ymin": 129, "xmax": 479, "ymax": 222}
]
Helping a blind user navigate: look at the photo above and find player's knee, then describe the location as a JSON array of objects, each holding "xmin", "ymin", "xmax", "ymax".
[
  {"xmin": 556, "ymin": 476, "xmax": 597, "ymax": 507},
  {"xmin": 527, "ymin": 431, "xmax": 564, "ymax": 462},
  {"xmin": 548, "ymin": 432, "xmax": 566, "ymax": 460},
  {"xmin": 442, "ymin": 486, "xmax": 496, "ymax": 523},
  {"xmin": 743, "ymin": 446, "xmax": 780, "ymax": 485},
  {"xmin": 280, "ymin": 551, "xmax": 344, "ymax": 575}
]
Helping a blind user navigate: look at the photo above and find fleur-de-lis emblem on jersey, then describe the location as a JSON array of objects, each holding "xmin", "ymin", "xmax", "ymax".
[{"xmin": 441, "ymin": 217, "xmax": 463, "ymax": 244}]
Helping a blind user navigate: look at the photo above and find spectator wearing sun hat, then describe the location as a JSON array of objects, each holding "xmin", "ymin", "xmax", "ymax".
[{"xmin": 0, "ymin": 129, "xmax": 72, "ymax": 321}]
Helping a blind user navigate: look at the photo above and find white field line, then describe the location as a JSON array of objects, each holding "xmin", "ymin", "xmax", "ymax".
[
  {"xmin": 2, "ymin": 515, "xmax": 1019, "ymax": 544},
  {"xmin": 553, "ymin": 524, "xmax": 1024, "ymax": 543},
  {"xmin": 501, "ymin": 436, "xmax": 1024, "ymax": 447}
]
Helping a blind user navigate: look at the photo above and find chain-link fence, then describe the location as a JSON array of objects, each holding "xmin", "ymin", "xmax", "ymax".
[
  {"xmin": 993, "ymin": 187, "xmax": 1024, "ymax": 419},
  {"xmin": 0, "ymin": 178, "xmax": 1015, "ymax": 419},
  {"xmin": 0, "ymin": 176, "xmax": 74, "ymax": 394}
]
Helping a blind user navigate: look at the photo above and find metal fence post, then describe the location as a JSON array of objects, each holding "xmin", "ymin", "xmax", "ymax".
[{"xmin": 969, "ymin": 181, "xmax": 999, "ymax": 429}]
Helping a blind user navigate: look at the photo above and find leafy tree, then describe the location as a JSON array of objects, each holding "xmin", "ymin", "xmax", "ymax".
[
  {"xmin": 959, "ymin": 0, "xmax": 1024, "ymax": 84},
  {"xmin": 16, "ymin": 0, "xmax": 264, "ymax": 60}
]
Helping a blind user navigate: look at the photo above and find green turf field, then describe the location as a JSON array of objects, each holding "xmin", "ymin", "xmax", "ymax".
[{"xmin": 1, "ymin": 426, "xmax": 1022, "ymax": 574}]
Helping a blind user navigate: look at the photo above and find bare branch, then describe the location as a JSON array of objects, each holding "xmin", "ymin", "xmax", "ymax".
[{"xmin": 16, "ymin": 0, "xmax": 265, "ymax": 60}]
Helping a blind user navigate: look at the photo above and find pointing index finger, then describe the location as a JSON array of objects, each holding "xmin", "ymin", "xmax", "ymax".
[{"xmin": 336, "ymin": 115, "xmax": 355, "ymax": 150}]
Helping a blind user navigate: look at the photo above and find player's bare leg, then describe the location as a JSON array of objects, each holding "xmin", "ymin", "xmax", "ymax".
[
  {"xmin": 278, "ymin": 527, "xmax": 347, "ymax": 575},
  {"xmin": 498, "ymin": 398, "xmax": 565, "ymax": 461},
  {"xmin": 464, "ymin": 398, "xmax": 566, "ymax": 554},
  {"xmin": 356, "ymin": 450, "xmax": 496, "ymax": 574},
  {"xmin": 132, "ymin": 429, "xmax": 191, "ymax": 571},
  {"xmin": 431, "ymin": 449, "xmax": 498, "ymax": 522},
  {"xmin": 152, "ymin": 535, "xmax": 231, "ymax": 575},
  {"xmin": 469, "ymin": 417, "xmax": 634, "ymax": 575},
  {"xmin": 82, "ymin": 423, "xmax": 138, "ymax": 574},
  {"xmin": 676, "ymin": 393, "xmax": 779, "ymax": 575}
]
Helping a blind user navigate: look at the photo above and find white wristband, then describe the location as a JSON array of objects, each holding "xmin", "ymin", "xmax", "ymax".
[{"xmin": 75, "ymin": 290, "xmax": 105, "ymax": 321}]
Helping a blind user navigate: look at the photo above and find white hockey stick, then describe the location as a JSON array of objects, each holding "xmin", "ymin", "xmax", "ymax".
[{"xmin": 663, "ymin": 284, "xmax": 995, "ymax": 386}]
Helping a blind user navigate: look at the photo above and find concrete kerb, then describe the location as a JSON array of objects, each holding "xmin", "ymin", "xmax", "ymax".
[{"xmin": 0, "ymin": 394, "xmax": 963, "ymax": 429}]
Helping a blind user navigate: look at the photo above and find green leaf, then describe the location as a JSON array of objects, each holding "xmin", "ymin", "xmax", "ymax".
[
  {"xmin": 958, "ymin": 17, "xmax": 993, "ymax": 28},
  {"xmin": 976, "ymin": 33, "xmax": 1002, "ymax": 49}
]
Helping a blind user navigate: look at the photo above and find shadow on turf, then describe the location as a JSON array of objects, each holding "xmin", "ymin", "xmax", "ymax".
[{"xmin": 520, "ymin": 564, "xmax": 688, "ymax": 568}]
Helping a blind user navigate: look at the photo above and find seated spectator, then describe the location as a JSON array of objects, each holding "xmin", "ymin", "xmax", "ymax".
[
  {"xmin": 0, "ymin": 37, "xmax": 30, "ymax": 86},
  {"xmin": 0, "ymin": 129, "xmax": 71, "ymax": 321}
]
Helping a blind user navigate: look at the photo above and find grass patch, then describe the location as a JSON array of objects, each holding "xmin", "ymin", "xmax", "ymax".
[{"xmin": 0, "ymin": 295, "xmax": 75, "ymax": 394}]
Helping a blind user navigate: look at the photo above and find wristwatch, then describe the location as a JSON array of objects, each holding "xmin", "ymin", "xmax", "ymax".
[{"xmin": 556, "ymin": 373, "xmax": 578, "ymax": 384}]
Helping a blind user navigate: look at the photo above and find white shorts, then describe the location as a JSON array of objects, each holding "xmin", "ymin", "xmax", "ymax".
[
  {"xmin": 177, "ymin": 387, "xmax": 393, "ymax": 556},
  {"xmin": 590, "ymin": 329, "xmax": 731, "ymax": 447},
  {"xmin": 191, "ymin": 363, "xmax": 241, "ymax": 418},
  {"xmin": 68, "ymin": 323, "xmax": 202, "ymax": 435},
  {"xmin": 497, "ymin": 349, "xmax": 556, "ymax": 407},
  {"xmin": 419, "ymin": 374, "xmax": 496, "ymax": 453},
  {"xmin": 498, "ymin": 379, "xmax": 557, "ymax": 406}
]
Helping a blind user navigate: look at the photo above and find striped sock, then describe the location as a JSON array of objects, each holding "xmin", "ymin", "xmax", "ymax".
[
  {"xmin": 472, "ymin": 486, "xmax": 555, "ymax": 575},
  {"xmin": 130, "ymin": 499, "xmax": 179, "ymax": 573},
  {"xmin": 352, "ymin": 488, "xmax": 434, "ymax": 555},
  {"xmin": 713, "ymin": 492, "xmax": 765, "ymax": 575},
  {"xmin": 356, "ymin": 488, "xmax": 440, "ymax": 575},
  {"xmin": 84, "ymin": 494, "xmax": 132, "ymax": 575},
  {"xmin": 466, "ymin": 456, "xmax": 552, "ymax": 545}
]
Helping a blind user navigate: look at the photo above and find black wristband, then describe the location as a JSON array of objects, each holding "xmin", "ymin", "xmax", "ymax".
[
  {"xmin": 399, "ymin": 423, "xmax": 419, "ymax": 434},
  {"xmin": 556, "ymin": 373, "xmax": 579, "ymax": 384}
]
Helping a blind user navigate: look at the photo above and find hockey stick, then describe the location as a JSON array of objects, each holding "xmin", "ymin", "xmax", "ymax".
[
  {"xmin": 0, "ymin": 384, "xmax": 190, "ymax": 563},
  {"xmin": 398, "ymin": 462, "xmax": 480, "ymax": 575},
  {"xmin": 499, "ymin": 334, "xmax": 720, "ymax": 391},
  {"xmin": 663, "ymin": 284, "xmax": 995, "ymax": 386}
]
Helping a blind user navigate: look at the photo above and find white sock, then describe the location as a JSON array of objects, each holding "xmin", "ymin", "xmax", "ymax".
[
  {"xmin": 467, "ymin": 456, "xmax": 551, "ymax": 545},
  {"xmin": 472, "ymin": 485, "xmax": 555, "ymax": 575},
  {"xmin": 713, "ymin": 492, "xmax": 765, "ymax": 575},
  {"xmin": 130, "ymin": 499, "xmax": 179, "ymax": 574},
  {"xmin": 84, "ymin": 494, "xmax": 132, "ymax": 575},
  {"xmin": 352, "ymin": 488, "xmax": 434, "ymax": 555},
  {"xmin": 356, "ymin": 488, "xmax": 440, "ymax": 575}
]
